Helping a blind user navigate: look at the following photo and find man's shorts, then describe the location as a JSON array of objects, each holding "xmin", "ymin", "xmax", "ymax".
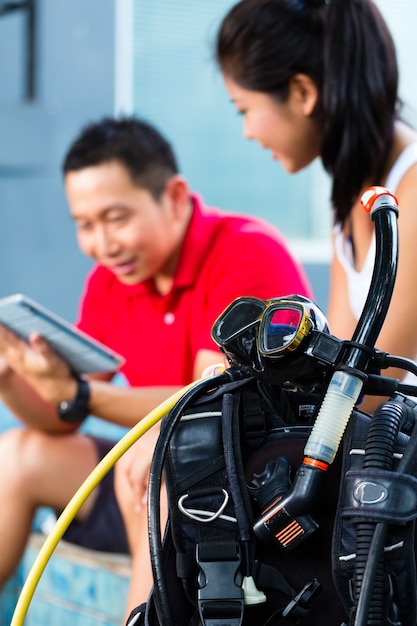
[{"xmin": 62, "ymin": 436, "xmax": 129, "ymax": 554}]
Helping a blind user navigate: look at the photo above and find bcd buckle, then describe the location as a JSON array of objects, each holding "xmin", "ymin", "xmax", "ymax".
[{"xmin": 197, "ymin": 540, "xmax": 244, "ymax": 626}]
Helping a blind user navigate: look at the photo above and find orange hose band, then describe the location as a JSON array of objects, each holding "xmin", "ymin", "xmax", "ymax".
[{"xmin": 303, "ymin": 457, "xmax": 329, "ymax": 472}]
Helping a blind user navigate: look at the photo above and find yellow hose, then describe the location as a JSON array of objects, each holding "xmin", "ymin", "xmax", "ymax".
[{"xmin": 10, "ymin": 379, "xmax": 201, "ymax": 626}]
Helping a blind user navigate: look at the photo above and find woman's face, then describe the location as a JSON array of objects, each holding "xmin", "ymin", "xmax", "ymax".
[{"xmin": 223, "ymin": 74, "xmax": 322, "ymax": 174}]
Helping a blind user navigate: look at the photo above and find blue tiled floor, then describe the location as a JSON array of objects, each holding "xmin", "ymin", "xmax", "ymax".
[
  {"xmin": 0, "ymin": 570, "xmax": 23, "ymax": 625},
  {"xmin": 3, "ymin": 535, "xmax": 131, "ymax": 625}
]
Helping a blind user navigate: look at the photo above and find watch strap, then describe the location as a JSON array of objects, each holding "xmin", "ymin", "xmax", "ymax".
[{"xmin": 57, "ymin": 377, "xmax": 90, "ymax": 423}]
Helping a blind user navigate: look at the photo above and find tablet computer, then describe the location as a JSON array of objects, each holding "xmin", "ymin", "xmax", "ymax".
[{"xmin": 0, "ymin": 294, "xmax": 125, "ymax": 374}]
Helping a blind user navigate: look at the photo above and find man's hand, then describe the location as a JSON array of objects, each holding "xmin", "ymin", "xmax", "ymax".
[
  {"xmin": 202, "ymin": 362, "xmax": 226, "ymax": 378},
  {"xmin": 0, "ymin": 355, "xmax": 12, "ymax": 383},
  {"xmin": 0, "ymin": 325, "xmax": 77, "ymax": 404}
]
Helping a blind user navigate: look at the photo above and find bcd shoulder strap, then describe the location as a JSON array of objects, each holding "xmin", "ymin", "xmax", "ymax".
[{"xmin": 163, "ymin": 378, "xmax": 340, "ymax": 626}]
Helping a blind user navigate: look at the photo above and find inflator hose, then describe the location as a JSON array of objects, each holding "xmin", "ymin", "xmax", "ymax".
[
  {"xmin": 353, "ymin": 399, "xmax": 415, "ymax": 626},
  {"xmin": 305, "ymin": 193, "xmax": 399, "ymax": 469}
]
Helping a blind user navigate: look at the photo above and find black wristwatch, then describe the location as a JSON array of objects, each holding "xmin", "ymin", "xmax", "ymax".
[{"xmin": 57, "ymin": 377, "xmax": 90, "ymax": 423}]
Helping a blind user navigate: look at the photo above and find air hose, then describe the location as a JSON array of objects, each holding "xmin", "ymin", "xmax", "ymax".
[
  {"xmin": 353, "ymin": 400, "xmax": 405, "ymax": 626},
  {"xmin": 353, "ymin": 398, "xmax": 417, "ymax": 626},
  {"xmin": 10, "ymin": 378, "xmax": 206, "ymax": 626}
]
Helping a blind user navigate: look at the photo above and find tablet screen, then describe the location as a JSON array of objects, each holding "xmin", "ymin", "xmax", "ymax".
[{"xmin": 0, "ymin": 294, "xmax": 125, "ymax": 374}]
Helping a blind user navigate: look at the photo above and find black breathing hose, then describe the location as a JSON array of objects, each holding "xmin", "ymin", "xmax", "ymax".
[
  {"xmin": 345, "ymin": 200, "xmax": 398, "ymax": 372},
  {"xmin": 353, "ymin": 395, "xmax": 417, "ymax": 626},
  {"xmin": 353, "ymin": 400, "xmax": 405, "ymax": 626}
]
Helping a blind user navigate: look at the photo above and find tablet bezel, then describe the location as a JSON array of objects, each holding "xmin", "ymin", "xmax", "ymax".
[{"xmin": 0, "ymin": 294, "xmax": 125, "ymax": 374}]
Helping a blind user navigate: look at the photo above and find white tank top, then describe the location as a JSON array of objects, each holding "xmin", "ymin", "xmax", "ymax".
[{"xmin": 334, "ymin": 142, "xmax": 417, "ymax": 320}]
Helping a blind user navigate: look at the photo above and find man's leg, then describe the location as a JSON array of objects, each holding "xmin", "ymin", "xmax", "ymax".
[
  {"xmin": 0, "ymin": 427, "xmax": 99, "ymax": 585},
  {"xmin": 115, "ymin": 458, "xmax": 168, "ymax": 623}
]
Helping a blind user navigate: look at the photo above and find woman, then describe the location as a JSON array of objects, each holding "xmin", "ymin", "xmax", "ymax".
[{"xmin": 215, "ymin": 0, "xmax": 417, "ymax": 411}]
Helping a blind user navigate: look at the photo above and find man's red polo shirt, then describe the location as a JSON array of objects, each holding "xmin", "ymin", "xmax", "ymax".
[{"xmin": 77, "ymin": 195, "xmax": 312, "ymax": 386}]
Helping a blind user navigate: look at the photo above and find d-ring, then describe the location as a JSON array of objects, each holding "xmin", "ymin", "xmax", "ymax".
[{"xmin": 178, "ymin": 489, "xmax": 230, "ymax": 522}]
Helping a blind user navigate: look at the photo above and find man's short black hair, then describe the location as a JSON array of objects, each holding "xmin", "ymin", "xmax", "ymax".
[{"xmin": 62, "ymin": 116, "xmax": 179, "ymax": 199}]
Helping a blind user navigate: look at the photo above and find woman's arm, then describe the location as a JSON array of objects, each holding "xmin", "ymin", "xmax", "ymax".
[
  {"xmin": 327, "ymin": 164, "xmax": 417, "ymax": 413},
  {"xmin": 371, "ymin": 164, "xmax": 417, "ymax": 376}
]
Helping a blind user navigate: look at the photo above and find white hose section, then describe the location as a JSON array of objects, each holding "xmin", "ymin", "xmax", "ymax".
[{"xmin": 304, "ymin": 370, "xmax": 363, "ymax": 464}]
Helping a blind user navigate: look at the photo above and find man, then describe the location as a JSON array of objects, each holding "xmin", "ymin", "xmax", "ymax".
[{"xmin": 0, "ymin": 116, "xmax": 312, "ymax": 617}]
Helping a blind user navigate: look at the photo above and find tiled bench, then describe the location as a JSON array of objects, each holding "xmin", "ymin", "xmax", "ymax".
[{"xmin": 0, "ymin": 533, "xmax": 131, "ymax": 625}]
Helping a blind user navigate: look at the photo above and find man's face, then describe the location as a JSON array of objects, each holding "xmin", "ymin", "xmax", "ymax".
[{"xmin": 65, "ymin": 160, "xmax": 185, "ymax": 286}]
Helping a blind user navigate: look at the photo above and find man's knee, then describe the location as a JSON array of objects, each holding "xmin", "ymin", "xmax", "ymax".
[{"xmin": 0, "ymin": 427, "xmax": 53, "ymax": 484}]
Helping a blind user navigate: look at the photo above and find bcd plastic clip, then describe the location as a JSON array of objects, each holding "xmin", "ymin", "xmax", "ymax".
[
  {"xmin": 282, "ymin": 578, "xmax": 321, "ymax": 624},
  {"xmin": 197, "ymin": 540, "xmax": 244, "ymax": 626}
]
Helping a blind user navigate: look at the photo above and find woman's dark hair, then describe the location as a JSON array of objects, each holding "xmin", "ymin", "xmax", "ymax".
[
  {"xmin": 216, "ymin": 0, "xmax": 399, "ymax": 225},
  {"xmin": 62, "ymin": 116, "xmax": 179, "ymax": 200}
]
